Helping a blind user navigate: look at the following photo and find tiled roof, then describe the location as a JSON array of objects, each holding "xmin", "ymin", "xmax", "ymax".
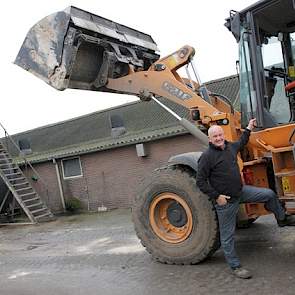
[
  {"xmin": 14, "ymin": 125, "xmax": 188, "ymax": 164},
  {"xmin": 7, "ymin": 75, "xmax": 239, "ymax": 164}
]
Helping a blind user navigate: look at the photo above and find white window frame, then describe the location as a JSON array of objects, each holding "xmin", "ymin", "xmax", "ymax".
[{"xmin": 61, "ymin": 157, "xmax": 83, "ymax": 179}]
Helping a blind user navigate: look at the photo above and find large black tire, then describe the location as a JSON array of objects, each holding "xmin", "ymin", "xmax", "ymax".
[{"xmin": 132, "ymin": 167, "xmax": 220, "ymax": 264}]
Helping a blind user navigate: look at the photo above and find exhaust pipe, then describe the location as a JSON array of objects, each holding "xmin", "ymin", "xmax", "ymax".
[{"xmin": 15, "ymin": 6, "xmax": 159, "ymax": 91}]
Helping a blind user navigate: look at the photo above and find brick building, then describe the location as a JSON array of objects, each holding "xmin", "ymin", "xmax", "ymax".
[{"xmin": 4, "ymin": 75, "xmax": 239, "ymax": 213}]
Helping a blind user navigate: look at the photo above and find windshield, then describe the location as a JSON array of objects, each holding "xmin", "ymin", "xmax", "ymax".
[
  {"xmin": 239, "ymin": 29, "xmax": 295, "ymax": 128},
  {"xmin": 261, "ymin": 36, "xmax": 291, "ymax": 123}
]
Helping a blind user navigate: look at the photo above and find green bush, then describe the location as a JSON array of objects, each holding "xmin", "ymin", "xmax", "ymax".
[{"xmin": 65, "ymin": 197, "xmax": 82, "ymax": 212}]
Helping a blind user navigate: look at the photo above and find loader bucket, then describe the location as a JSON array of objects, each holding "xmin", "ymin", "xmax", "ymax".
[{"xmin": 15, "ymin": 6, "xmax": 159, "ymax": 91}]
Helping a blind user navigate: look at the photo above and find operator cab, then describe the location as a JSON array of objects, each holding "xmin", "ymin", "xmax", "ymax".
[{"xmin": 226, "ymin": 0, "xmax": 295, "ymax": 129}]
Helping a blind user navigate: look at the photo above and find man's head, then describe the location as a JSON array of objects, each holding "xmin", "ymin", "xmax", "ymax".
[{"xmin": 208, "ymin": 125, "xmax": 225, "ymax": 149}]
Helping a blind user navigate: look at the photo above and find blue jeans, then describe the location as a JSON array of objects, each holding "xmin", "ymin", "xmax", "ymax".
[{"xmin": 215, "ymin": 185, "xmax": 285, "ymax": 269}]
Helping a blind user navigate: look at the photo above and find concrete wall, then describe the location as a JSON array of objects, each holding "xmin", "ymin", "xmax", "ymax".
[{"xmin": 23, "ymin": 134, "xmax": 204, "ymax": 213}]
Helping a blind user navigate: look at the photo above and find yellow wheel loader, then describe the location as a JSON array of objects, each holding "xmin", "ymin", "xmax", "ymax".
[{"xmin": 15, "ymin": 0, "xmax": 295, "ymax": 264}]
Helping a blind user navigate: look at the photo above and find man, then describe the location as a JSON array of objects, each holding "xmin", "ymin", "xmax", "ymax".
[{"xmin": 196, "ymin": 119, "xmax": 295, "ymax": 279}]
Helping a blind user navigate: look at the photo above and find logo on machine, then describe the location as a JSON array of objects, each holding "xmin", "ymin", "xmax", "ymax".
[{"xmin": 162, "ymin": 81, "xmax": 192, "ymax": 100}]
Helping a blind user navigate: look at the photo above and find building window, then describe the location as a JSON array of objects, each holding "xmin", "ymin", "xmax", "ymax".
[
  {"xmin": 109, "ymin": 114, "xmax": 126, "ymax": 138},
  {"xmin": 62, "ymin": 157, "xmax": 83, "ymax": 179}
]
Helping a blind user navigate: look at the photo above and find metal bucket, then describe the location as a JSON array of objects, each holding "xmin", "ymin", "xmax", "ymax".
[{"xmin": 15, "ymin": 6, "xmax": 159, "ymax": 91}]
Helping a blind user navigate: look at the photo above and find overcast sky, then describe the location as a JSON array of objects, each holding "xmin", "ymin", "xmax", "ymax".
[{"xmin": 1, "ymin": 0, "xmax": 255, "ymax": 135}]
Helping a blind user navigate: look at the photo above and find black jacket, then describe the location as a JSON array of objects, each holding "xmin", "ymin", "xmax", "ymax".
[{"xmin": 196, "ymin": 129, "xmax": 251, "ymax": 202}]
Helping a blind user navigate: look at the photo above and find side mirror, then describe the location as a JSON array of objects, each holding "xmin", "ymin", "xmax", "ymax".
[
  {"xmin": 278, "ymin": 32, "xmax": 284, "ymax": 42},
  {"xmin": 235, "ymin": 60, "xmax": 240, "ymax": 79}
]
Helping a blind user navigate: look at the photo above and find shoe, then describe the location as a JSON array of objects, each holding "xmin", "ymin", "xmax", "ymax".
[
  {"xmin": 277, "ymin": 214, "xmax": 295, "ymax": 227},
  {"xmin": 232, "ymin": 267, "xmax": 252, "ymax": 279}
]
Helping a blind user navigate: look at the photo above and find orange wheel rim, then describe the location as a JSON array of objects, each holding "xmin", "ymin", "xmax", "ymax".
[{"xmin": 149, "ymin": 192, "xmax": 193, "ymax": 244}]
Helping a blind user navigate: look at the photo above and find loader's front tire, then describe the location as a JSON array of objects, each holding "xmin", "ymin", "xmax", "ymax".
[{"xmin": 132, "ymin": 167, "xmax": 220, "ymax": 264}]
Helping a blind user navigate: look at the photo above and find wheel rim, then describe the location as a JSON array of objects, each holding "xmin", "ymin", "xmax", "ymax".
[{"xmin": 149, "ymin": 192, "xmax": 193, "ymax": 244}]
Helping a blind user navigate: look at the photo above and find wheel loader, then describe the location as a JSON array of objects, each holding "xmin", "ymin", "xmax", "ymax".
[{"xmin": 15, "ymin": 0, "xmax": 295, "ymax": 264}]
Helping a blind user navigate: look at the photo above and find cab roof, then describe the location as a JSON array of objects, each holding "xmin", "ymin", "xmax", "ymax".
[{"xmin": 226, "ymin": 0, "xmax": 295, "ymax": 40}]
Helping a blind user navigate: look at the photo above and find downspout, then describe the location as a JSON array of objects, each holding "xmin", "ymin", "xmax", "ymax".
[{"xmin": 52, "ymin": 158, "xmax": 66, "ymax": 212}]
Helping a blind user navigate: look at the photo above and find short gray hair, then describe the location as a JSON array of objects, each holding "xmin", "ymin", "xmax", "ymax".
[{"xmin": 208, "ymin": 125, "xmax": 224, "ymax": 138}]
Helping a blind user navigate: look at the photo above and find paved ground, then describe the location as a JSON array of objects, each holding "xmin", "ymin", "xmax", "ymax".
[{"xmin": 0, "ymin": 209, "xmax": 294, "ymax": 295}]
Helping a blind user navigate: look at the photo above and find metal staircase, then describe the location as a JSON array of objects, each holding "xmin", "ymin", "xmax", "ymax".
[{"xmin": 0, "ymin": 124, "xmax": 54, "ymax": 223}]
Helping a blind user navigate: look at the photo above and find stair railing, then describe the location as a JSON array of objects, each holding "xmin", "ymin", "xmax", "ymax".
[{"xmin": 0, "ymin": 122, "xmax": 50, "ymax": 204}]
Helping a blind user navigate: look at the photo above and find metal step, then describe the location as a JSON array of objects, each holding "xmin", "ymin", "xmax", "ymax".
[
  {"xmin": 8, "ymin": 176, "xmax": 26, "ymax": 181},
  {"xmin": 0, "ymin": 166, "xmax": 18, "ymax": 171},
  {"xmin": 0, "ymin": 161, "xmax": 13, "ymax": 166},
  {"xmin": 31, "ymin": 208, "xmax": 49, "ymax": 215},
  {"xmin": 12, "ymin": 181, "xmax": 29, "ymax": 187},
  {"xmin": 4, "ymin": 172, "xmax": 22, "ymax": 177},
  {"xmin": 275, "ymin": 170, "xmax": 295, "ymax": 177},
  {"xmin": 15, "ymin": 187, "xmax": 33, "ymax": 193},
  {"xmin": 34, "ymin": 212, "xmax": 53, "ymax": 220},
  {"xmin": 26, "ymin": 202, "xmax": 43, "ymax": 208},
  {"xmin": 0, "ymin": 156, "xmax": 13, "ymax": 161},
  {"xmin": 2, "ymin": 170, "xmax": 19, "ymax": 175},
  {"xmin": 23, "ymin": 197, "xmax": 40, "ymax": 203},
  {"xmin": 279, "ymin": 197, "xmax": 295, "ymax": 201},
  {"xmin": 19, "ymin": 192, "xmax": 36, "ymax": 198}
]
